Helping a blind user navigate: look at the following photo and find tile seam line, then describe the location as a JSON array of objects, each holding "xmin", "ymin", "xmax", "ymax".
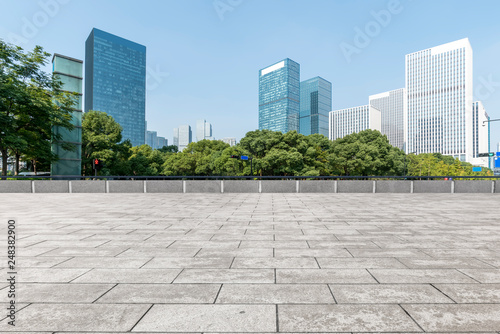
[
  {"xmin": 399, "ymin": 303, "xmax": 426, "ymax": 332},
  {"xmin": 129, "ymin": 303, "xmax": 155, "ymax": 332}
]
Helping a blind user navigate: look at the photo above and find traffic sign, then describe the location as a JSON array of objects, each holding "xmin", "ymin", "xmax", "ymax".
[
  {"xmin": 241, "ymin": 156, "xmax": 249, "ymax": 161},
  {"xmin": 472, "ymin": 167, "xmax": 482, "ymax": 172}
]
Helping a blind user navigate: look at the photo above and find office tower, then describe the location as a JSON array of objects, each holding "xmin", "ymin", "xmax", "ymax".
[
  {"xmin": 369, "ymin": 88, "xmax": 407, "ymax": 150},
  {"xmin": 51, "ymin": 54, "xmax": 83, "ymax": 176},
  {"xmin": 85, "ymin": 28, "xmax": 146, "ymax": 147},
  {"xmin": 329, "ymin": 105, "xmax": 381, "ymax": 141},
  {"xmin": 299, "ymin": 77, "xmax": 332, "ymax": 137},
  {"xmin": 497, "ymin": 142, "xmax": 500, "ymax": 152},
  {"xmin": 173, "ymin": 128, "xmax": 179, "ymax": 148},
  {"xmin": 259, "ymin": 58, "xmax": 300, "ymax": 133},
  {"xmin": 471, "ymin": 101, "xmax": 490, "ymax": 167},
  {"xmin": 197, "ymin": 119, "xmax": 213, "ymax": 141},
  {"xmin": 146, "ymin": 131, "xmax": 158, "ymax": 149},
  {"xmin": 178, "ymin": 125, "xmax": 192, "ymax": 151},
  {"xmin": 157, "ymin": 136, "xmax": 167, "ymax": 149},
  {"xmin": 221, "ymin": 138, "xmax": 237, "ymax": 146},
  {"xmin": 406, "ymin": 38, "xmax": 473, "ymax": 161}
]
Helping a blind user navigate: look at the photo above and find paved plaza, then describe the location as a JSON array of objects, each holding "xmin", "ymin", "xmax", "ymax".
[{"xmin": 1, "ymin": 193, "xmax": 500, "ymax": 333}]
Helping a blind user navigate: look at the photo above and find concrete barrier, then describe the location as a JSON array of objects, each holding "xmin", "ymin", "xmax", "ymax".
[
  {"xmin": 261, "ymin": 180, "xmax": 297, "ymax": 193},
  {"xmin": 185, "ymin": 180, "xmax": 221, "ymax": 193},
  {"xmin": 0, "ymin": 180, "xmax": 32, "ymax": 193},
  {"xmin": 223, "ymin": 180, "xmax": 259, "ymax": 193},
  {"xmin": 495, "ymin": 180, "xmax": 500, "ymax": 193},
  {"xmin": 299, "ymin": 181, "xmax": 336, "ymax": 193},
  {"xmin": 146, "ymin": 181, "xmax": 183, "ymax": 193},
  {"xmin": 337, "ymin": 180, "xmax": 374, "ymax": 193},
  {"xmin": 33, "ymin": 180, "xmax": 69, "ymax": 193},
  {"xmin": 71, "ymin": 181, "xmax": 106, "ymax": 193},
  {"xmin": 454, "ymin": 181, "xmax": 493, "ymax": 193},
  {"xmin": 376, "ymin": 180, "xmax": 411, "ymax": 193},
  {"xmin": 413, "ymin": 180, "xmax": 452, "ymax": 193},
  {"xmin": 108, "ymin": 180, "xmax": 144, "ymax": 193}
]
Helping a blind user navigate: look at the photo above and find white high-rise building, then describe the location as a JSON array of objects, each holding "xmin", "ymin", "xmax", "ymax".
[
  {"xmin": 471, "ymin": 101, "xmax": 489, "ymax": 167},
  {"xmin": 406, "ymin": 38, "xmax": 473, "ymax": 161},
  {"xmin": 221, "ymin": 138, "xmax": 237, "ymax": 146},
  {"xmin": 178, "ymin": 125, "xmax": 192, "ymax": 151},
  {"xmin": 329, "ymin": 105, "xmax": 382, "ymax": 141},
  {"xmin": 369, "ymin": 88, "xmax": 407, "ymax": 150},
  {"xmin": 197, "ymin": 119, "xmax": 214, "ymax": 141},
  {"xmin": 173, "ymin": 128, "xmax": 179, "ymax": 149}
]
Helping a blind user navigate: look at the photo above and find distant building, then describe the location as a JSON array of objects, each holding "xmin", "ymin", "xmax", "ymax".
[
  {"xmin": 51, "ymin": 54, "xmax": 83, "ymax": 176},
  {"xmin": 146, "ymin": 131, "xmax": 158, "ymax": 149},
  {"xmin": 299, "ymin": 77, "xmax": 332, "ymax": 137},
  {"xmin": 406, "ymin": 38, "xmax": 473, "ymax": 161},
  {"xmin": 329, "ymin": 105, "xmax": 382, "ymax": 141},
  {"xmin": 259, "ymin": 58, "xmax": 300, "ymax": 133},
  {"xmin": 157, "ymin": 136, "xmax": 167, "ymax": 149},
  {"xmin": 173, "ymin": 128, "xmax": 179, "ymax": 149},
  {"xmin": 221, "ymin": 138, "xmax": 237, "ymax": 146},
  {"xmin": 197, "ymin": 119, "xmax": 214, "ymax": 141},
  {"xmin": 497, "ymin": 142, "xmax": 500, "ymax": 152},
  {"xmin": 85, "ymin": 28, "xmax": 146, "ymax": 147},
  {"xmin": 369, "ymin": 88, "xmax": 406, "ymax": 150},
  {"xmin": 178, "ymin": 125, "xmax": 192, "ymax": 151}
]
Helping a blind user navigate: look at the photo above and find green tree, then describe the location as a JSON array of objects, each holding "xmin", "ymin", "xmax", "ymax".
[
  {"xmin": 81, "ymin": 110, "xmax": 123, "ymax": 176},
  {"xmin": 0, "ymin": 40, "xmax": 75, "ymax": 176}
]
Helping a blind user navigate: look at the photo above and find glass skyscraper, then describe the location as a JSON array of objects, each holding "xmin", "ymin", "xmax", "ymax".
[
  {"xmin": 406, "ymin": 38, "xmax": 473, "ymax": 161},
  {"xmin": 259, "ymin": 58, "xmax": 300, "ymax": 133},
  {"xmin": 85, "ymin": 28, "xmax": 146, "ymax": 147},
  {"xmin": 299, "ymin": 77, "xmax": 331, "ymax": 137},
  {"xmin": 51, "ymin": 54, "xmax": 83, "ymax": 176}
]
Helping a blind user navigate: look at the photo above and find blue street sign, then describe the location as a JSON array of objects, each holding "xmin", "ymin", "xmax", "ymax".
[
  {"xmin": 497, "ymin": 152, "xmax": 500, "ymax": 157},
  {"xmin": 241, "ymin": 156, "xmax": 249, "ymax": 161},
  {"xmin": 472, "ymin": 167, "xmax": 482, "ymax": 172},
  {"xmin": 495, "ymin": 158, "xmax": 500, "ymax": 168}
]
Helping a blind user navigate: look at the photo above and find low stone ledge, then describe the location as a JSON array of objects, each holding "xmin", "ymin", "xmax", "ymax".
[
  {"xmin": 261, "ymin": 180, "xmax": 297, "ymax": 193},
  {"xmin": 146, "ymin": 180, "xmax": 183, "ymax": 193},
  {"xmin": 185, "ymin": 180, "xmax": 221, "ymax": 193},
  {"xmin": 376, "ymin": 180, "xmax": 411, "ymax": 193},
  {"xmin": 33, "ymin": 180, "xmax": 69, "ymax": 193},
  {"xmin": 454, "ymin": 180, "xmax": 493, "ymax": 193},
  {"xmin": 223, "ymin": 180, "xmax": 259, "ymax": 193},
  {"xmin": 299, "ymin": 181, "xmax": 336, "ymax": 193},
  {"xmin": 0, "ymin": 180, "xmax": 32, "ymax": 193},
  {"xmin": 108, "ymin": 180, "xmax": 144, "ymax": 193},
  {"xmin": 337, "ymin": 180, "xmax": 374, "ymax": 193},
  {"xmin": 413, "ymin": 180, "xmax": 452, "ymax": 193},
  {"xmin": 71, "ymin": 181, "xmax": 106, "ymax": 193}
]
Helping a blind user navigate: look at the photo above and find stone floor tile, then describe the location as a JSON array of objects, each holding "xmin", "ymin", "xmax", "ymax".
[
  {"xmin": 0, "ymin": 303, "xmax": 151, "ymax": 332},
  {"xmin": 39, "ymin": 247, "xmax": 128, "ymax": 257},
  {"xmin": 369, "ymin": 269, "xmax": 478, "ymax": 283},
  {"xmin": 317, "ymin": 257, "xmax": 406, "ymax": 269},
  {"xmin": 16, "ymin": 256, "xmax": 71, "ymax": 268},
  {"xmin": 458, "ymin": 269, "xmax": 500, "ymax": 283},
  {"xmin": 279, "ymin": 304, "xmax": 422, "ymax": 332},
  {"xmin": 72, "ymin": 268, "xmax": 181, "ymax": 283},
  {"xmin": 117, "ymin": 247, "xmax": 200, "ymax": 257},
  {"xmin": 348, "ymin": 249, "xmax": 431, "ymax": 258},
  {"xmin": 434, "ymin": 283, "xmax": 500, "ymax": 303},
  {"xmin": 274, "ymin": 248, "xmax": 352, "ymax": 258},
  {"xmin": 232, "ymin": 257, "xmax": 319, "ymax": 268},
  {"xmin": 330, "ymin": 284, "xmax": 453, "ymax": 303},
  {"xmin": 142, "ymin": 257, "xmax": 233, "ymax": 269},
  {"xmin": 173, "ymin": 269, "xmax": 275, "ymax": 283},
  {"xmin": 17, "ymin": 268, "xmax": 90, "ymax": 283},
  {"xmin": 277, "ymin": 269, "xmax": 376, "ymax": 283},
  {"xmin": 132, "ymin": 304, "xmax": 276, "ymax": 332},
  {"xmin": 16, "ymin": 283, "xmax": 113, "ymax": 303},
  {"xmin": 398, "ymin": 257, "xmax": 496, "ymax": 269},
  {"xmin": 54, "ymin": 257, "xmax": 150, "ymax": 269},
  {"xmin": 195, "ymin": 248, "xmax": 274, "ymax": 258},
  {"xmin": 403, "ymin": 304, "xmax": 500, "ymax": 332},
  {"xmin": 216, "ymin": 284, "xmax": 334, "ymax": 304},
  {"xmin": 97, "ymin": 283, "xmax": 221, "ymax": 303}
]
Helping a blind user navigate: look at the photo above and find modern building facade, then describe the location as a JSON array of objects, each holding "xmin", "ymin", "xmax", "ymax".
[
  {"xmin": 146, "ymin": 131, "xmax": 158, "ymax": 149},
  {"xmin": 51, "ymin": 54, "xmax": 83, "ymax": 176},
  {"xmin": 299, "ymin": 77, "xmax": 332, "ymax": 137},
  {"xmin": 259, "ymin": 58, "xmax": 300, "ymax": 133},
  {"xmin": 178, "ymin": 125, "xmax": 192, "ymax": 151},
  {"xmin": 196, "ymin": 119, "xmax": 213, "ymax": 141},
  {"xmin": 85, "ymin": 28, "xmax": 146, "ymax": 147},
  {"xmin": 406, "ymin": 38, "xmax": 473, "ymax": 161},
  {"xmin": 157, "ymin": 136, "xmax": 167, "ymax": 149},
  {"xmin": 369, "ymin": 88, "xmax": 407, "ymax": 150},
  {"xmin": 329, "ymin": 105, "xmax": 381, "ymax": 141},
  {"xmin": 471, "ymin": 101, "xmax": 490, "ymax": 167},
  {"xmin": 173, "ymin": 128, "xmax": 179, "ymax": 149},
  {"xmin": 221, "ymin": 138, "xmax": 237, "ymax": 147}
]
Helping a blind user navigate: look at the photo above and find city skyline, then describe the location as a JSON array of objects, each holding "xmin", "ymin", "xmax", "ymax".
[{"xmin": 1, "ymin": 1, "xmax": 499, "ymax": 148}]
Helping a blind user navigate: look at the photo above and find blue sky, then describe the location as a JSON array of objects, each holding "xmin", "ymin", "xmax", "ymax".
[{"xmin": 1, "ymin": 0, "xmax": 500, "ymax": 149}]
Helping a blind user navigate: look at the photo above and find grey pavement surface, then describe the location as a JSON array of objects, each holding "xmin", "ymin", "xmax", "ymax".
[{"xmin": 0, "ymin": 193, "xmax": 500, "ymax": 333}]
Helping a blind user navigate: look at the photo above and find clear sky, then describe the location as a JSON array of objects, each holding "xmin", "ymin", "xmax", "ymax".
[{"xmin": 1, "ymin": 0, "xmax": 500, "ymax": 150}]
